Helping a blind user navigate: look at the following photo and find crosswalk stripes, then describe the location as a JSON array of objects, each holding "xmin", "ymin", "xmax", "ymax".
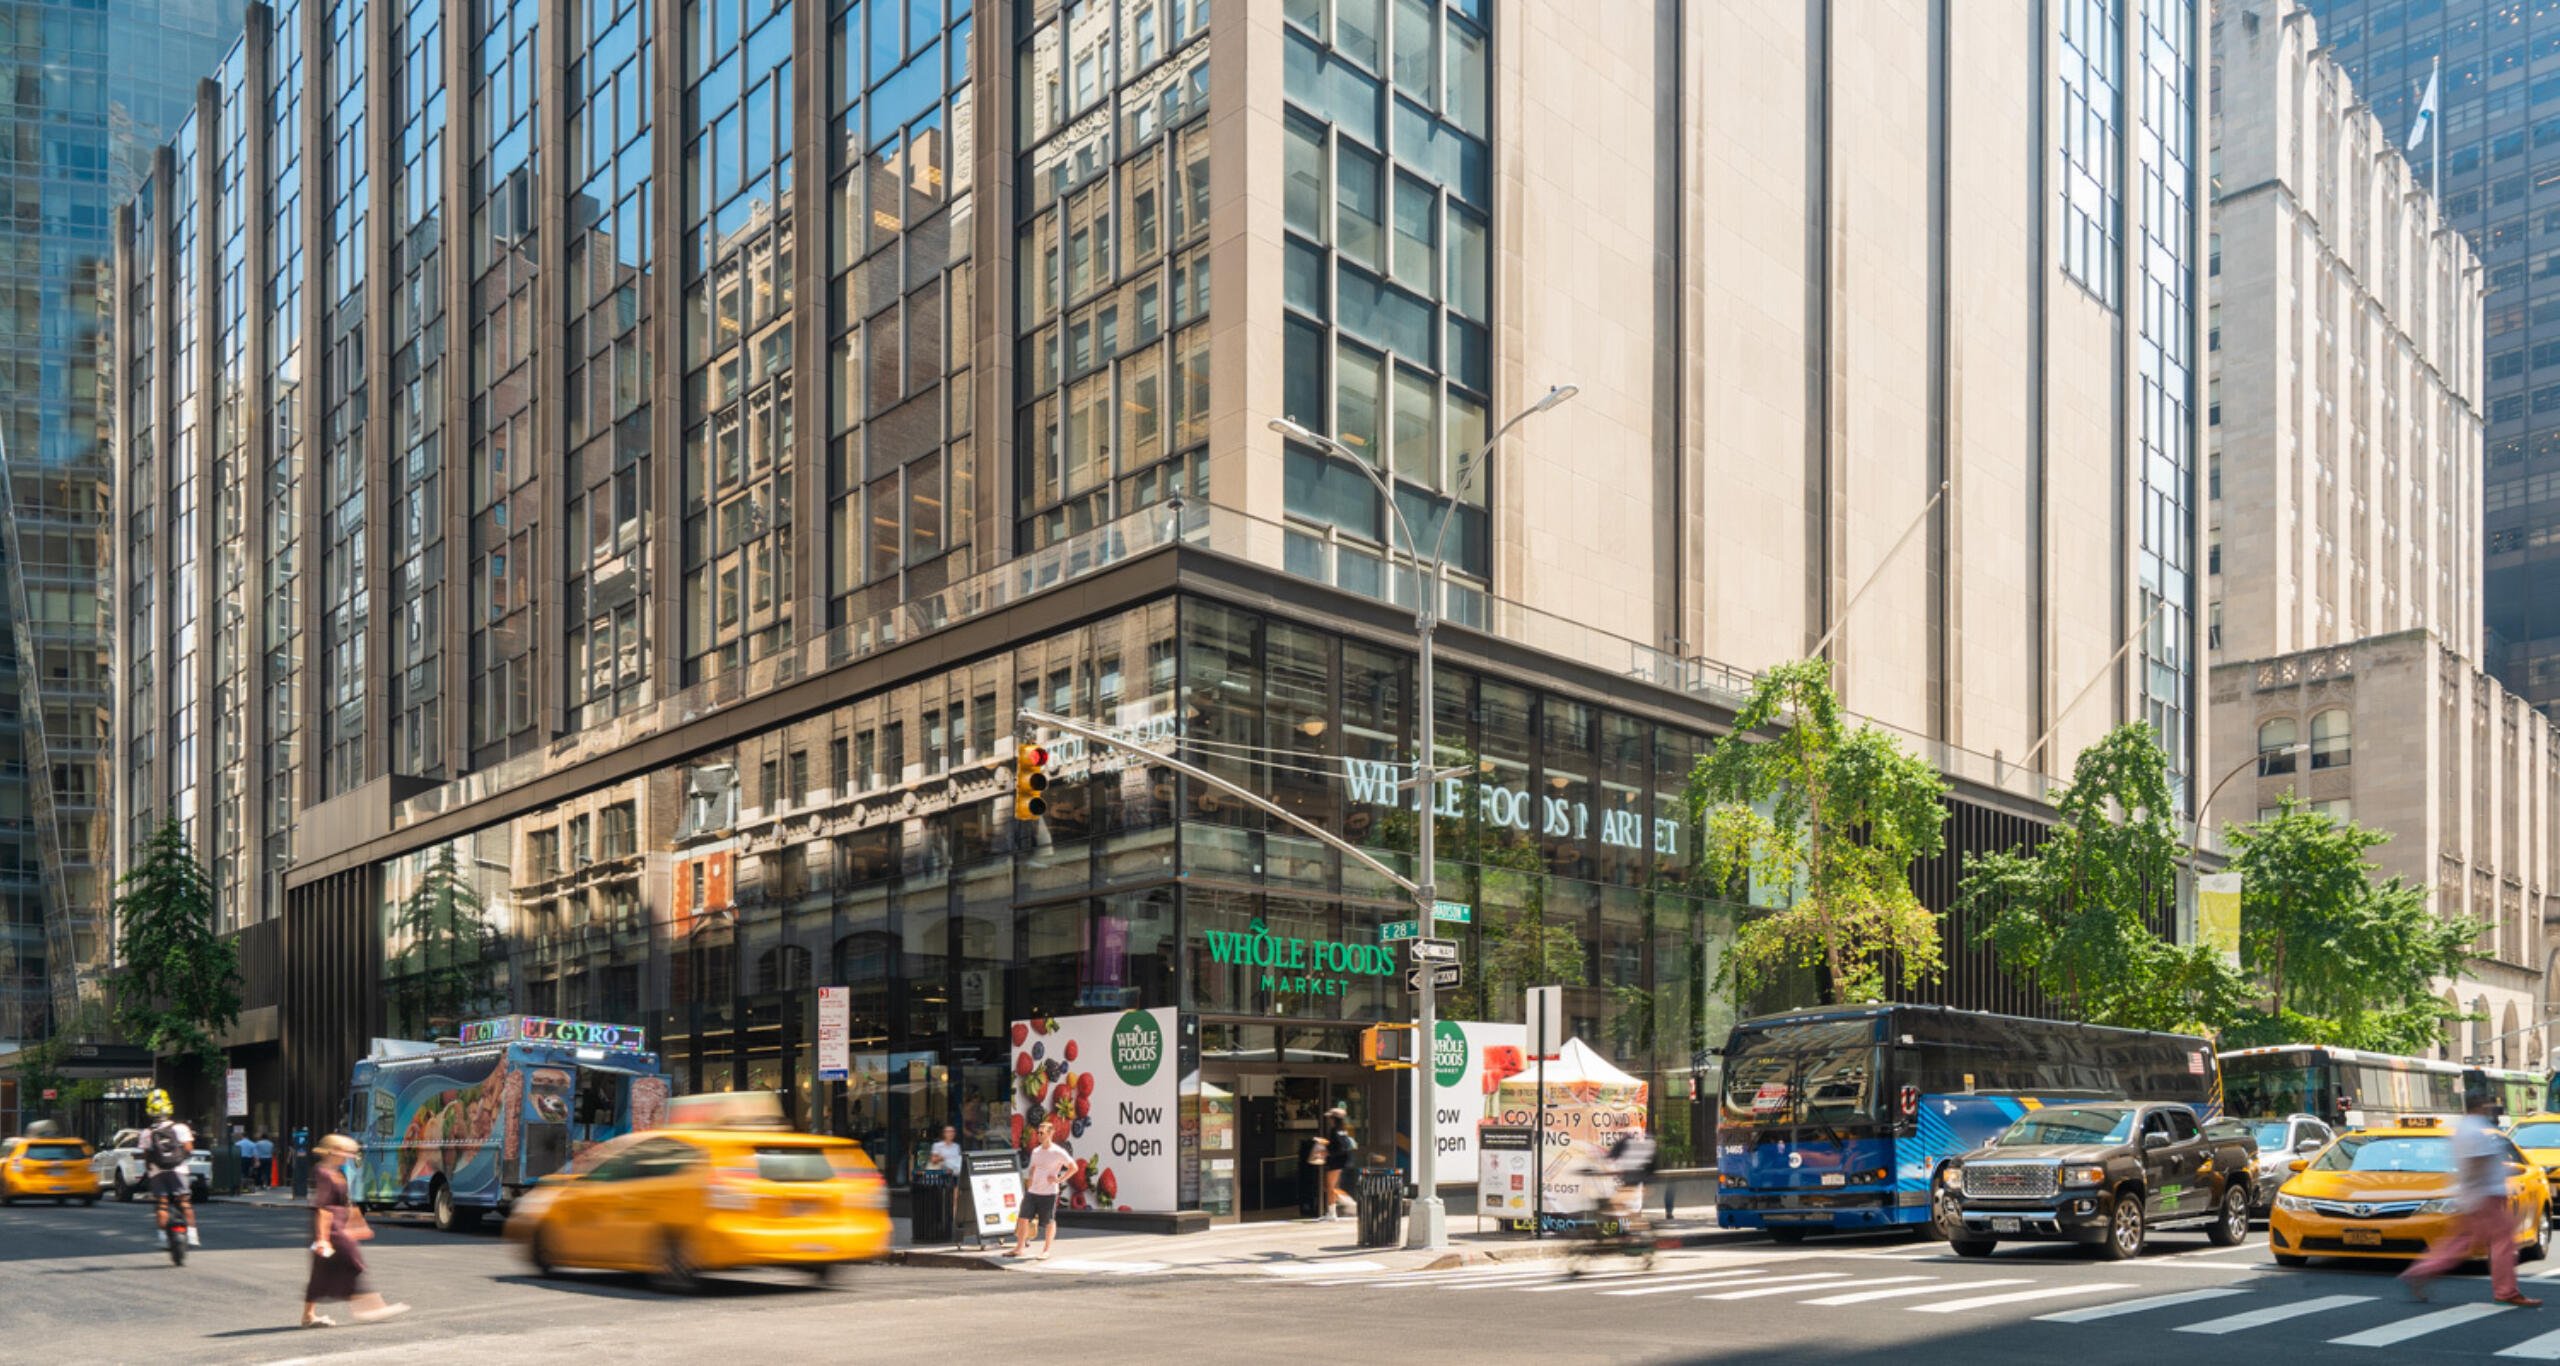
[
  {"xmin": 1804, "ymin": 1278, "xmax": 2027, "ymax": 1306},
  {"xmin": 2033, "ymin": 1287, "xmax": 2251, "ymax": 1323},
  {"xmin": 1700, "ymin": 1275, "xmax": 1934, "ymax": 1301},
  {"xmin": 2327, "ymin": 1302, "xmax": 2514, "ymax": 1347},
  {"xmin": 2171, "ymin": 1294, "xmax": 2377, "ymax": 1336},
  {"xmin": 1600, "ymin": 1270, "xmax": 1846, "ymax": 1297},
  {"xmin": 2498, "ymin": 1324, "xmax": 2560, "ymax": 1359},
  {"xmin": 1909, "ymin": 1283, "xmax": 2136, "ymax": 1314}
]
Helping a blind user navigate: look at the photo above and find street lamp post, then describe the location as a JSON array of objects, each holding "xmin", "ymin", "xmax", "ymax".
[
  {"xmin": 2178, "ymin": 742, "xmax": 2303, "ymax": 943},
  {"xmin": 1269, "ymin": 383, "xmax": 1577, "ymax": 1251}
]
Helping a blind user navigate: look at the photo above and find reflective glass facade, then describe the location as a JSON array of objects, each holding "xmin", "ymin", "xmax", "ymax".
[
  {"xmin": 2308, "ymin": 0, "xmax": 2560, "ymax": 706},
  {"xmin": 0, "ymin": 0, "xmax": 242, "ymax": 1034},
  {"xmin": 372, "ymin": 593, "xmax": 1734, "ymax": 1181}
]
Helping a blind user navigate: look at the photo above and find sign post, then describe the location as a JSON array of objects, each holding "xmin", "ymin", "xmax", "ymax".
[{"xmin": 816, "ymin": 986, "xmax": 850, "ymax": 1082}]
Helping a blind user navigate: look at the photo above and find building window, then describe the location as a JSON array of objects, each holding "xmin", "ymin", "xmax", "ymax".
[
  {"xmin": 2058, "ymin": 0, "xmax": 2122, "ymax": 304},
  {"xmin": 2310, "ymin": 797, "xmax": 2351, "ymax": 823},
  {"xmin": 2257, "ymin": 716, "xmax": 2299, "ymax": 775},
  {"xmin": 600, "ymin": 803, "xmax": 637, "ymax": 859},
  {"xmin": 830, "ymin": 736, "xmax": 850, "ymax": 793},
  {"xmin": 2309, "ymin": 708, "xmax": 2351, "ymax": 770}
]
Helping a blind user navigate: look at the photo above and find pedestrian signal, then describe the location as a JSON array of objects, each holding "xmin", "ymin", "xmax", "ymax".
[
  {"xmin": 1360, "ymin": 1023, "xmax": 1417, "ymax": 1069},
  {"xmin": 1014, "ymin": 744, "xmax": 1052, "ymax": 822}
]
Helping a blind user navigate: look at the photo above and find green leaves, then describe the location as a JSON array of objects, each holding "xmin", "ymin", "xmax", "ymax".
[
  {"xmin": 2222, "ymin": 795, "xmax": 2480, "ymax": 1054},
  {"xmin": 1687, "ymin": 659, "xmax": 1950, "ymax": 1005},
  {"xmin": 107, "ymin": 821, "xmax": 240, "ymax": 1087},
  {"xmin": 1961, "ymin": 723, "xmax": 2252, "ymax": 1031}
]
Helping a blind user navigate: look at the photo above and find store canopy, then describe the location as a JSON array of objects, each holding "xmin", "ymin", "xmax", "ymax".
[{"xmin": 1512, "ymin": 1038, "xmax": 1642, "ymax": 1089}]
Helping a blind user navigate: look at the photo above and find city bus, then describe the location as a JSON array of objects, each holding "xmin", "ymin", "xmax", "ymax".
[
  {"xmin": 1711, "ymin": 1005, "xmax": 2218, "ymax": 1238},
  {"xmin": 2220, "ymin": 1045, "xmax": 2539, "ymax": 1126}
]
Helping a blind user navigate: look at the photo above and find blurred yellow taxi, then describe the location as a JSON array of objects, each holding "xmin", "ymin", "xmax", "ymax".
[
  {"xmin": 502, "ymin": 1094, "xmax": 889, "ymax": 1291},
  {"xmin": 2509, "ymin": 1113, "xmax": 2560, "ymax": 1189},
  {"xmin": 1, "ymin": 1134, "xmax": 101, "ymax": 1205},
  {"xmin": 2269, "ymin": 1117, "xmax": 2549, "ymax": 1267}
]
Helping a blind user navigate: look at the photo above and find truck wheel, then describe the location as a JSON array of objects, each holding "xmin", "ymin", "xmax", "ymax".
[
  {"xmin": 432, "ymin": 1181, "xmax": 480, "ymax": 1232},
  {"xmin": 2096, "ymin": 1190, "xmax": 2147, "ymax": 1261},
  {"xmin": 2207, "ymin": 1184, "xmax": 2250, "ymax": 1246},
  {"xmin": 1949, "ymin": 1238, "xmax": 1997, "ymax": 1258}
]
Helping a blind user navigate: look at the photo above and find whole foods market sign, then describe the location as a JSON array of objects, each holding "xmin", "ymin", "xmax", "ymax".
[
  {"xmin": 1341, "ymin": 759, "xmax": 1681, "ymax": 856},
  {"xmin": 1204, "ymin": 916, "xmax": 1399, "ymax": 997}
]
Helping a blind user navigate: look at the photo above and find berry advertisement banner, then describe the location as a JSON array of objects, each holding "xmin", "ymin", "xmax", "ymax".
[{"xmin": 1007, "ymin": 1008, "xmax": 1179, "ymax": 1214}]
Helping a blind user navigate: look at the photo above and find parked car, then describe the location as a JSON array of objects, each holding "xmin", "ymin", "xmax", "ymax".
[
  {"xmin": 90, "ymin": 1128, "xmax": 212, "ymax": 1203},
  {"xmin": 2220, "ymin": 1113, "xmax": 2335, "ymax": 1215},
  {"xmin": 1938, "ymin": 1100, "xmax": 2259, "ymax": 1259}
]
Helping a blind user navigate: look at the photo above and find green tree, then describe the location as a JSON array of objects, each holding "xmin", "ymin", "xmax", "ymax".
[
  {"xmin": 2221, "ymin": 796, "xmax": 2479, "ymax": 1053},
  {"xmin": 1961, "ymin": 723, "xmax": 2253, "ymax": 1033},
  {"xmin": 1687, "ymin": 659, "xmax": 1950, "ymax": 1004},
  {"xmin": 108, "ymin": 821, "xmax": 241, "ymax": 1088},
  {"xmin": 387, "ymin": 843, "xmax": 501, "ymax": 1035}
]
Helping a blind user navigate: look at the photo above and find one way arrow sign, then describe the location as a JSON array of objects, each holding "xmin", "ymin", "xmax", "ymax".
[{"xmin": 1404, "ymin": 963, "xmax": 1462, "ymax": 994}]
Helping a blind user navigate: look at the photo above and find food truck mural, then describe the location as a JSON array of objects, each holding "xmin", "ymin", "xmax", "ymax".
[{"xmin": 348, "ymin": 1015, "xmax": 671, "ymax": 1220}]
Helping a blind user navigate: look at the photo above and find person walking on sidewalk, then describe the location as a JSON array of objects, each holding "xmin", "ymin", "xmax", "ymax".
[
  {"xmin": 1008, "ymin": 1125, "xmax": 1077, "ymax": 1262},
  {"xmin": 300, "ymin": 1135, "xmax": 410, "ymax": 1329},
  {"xmin": 2401, "ymin": 1096, "xmax": 2543, "ymax": 1309},
  {"xmin": 254, "ymin": 1132, "xmax": 276, "ymax": 1189},
  {"xmin": 1320, "ymin": 1108, "xmax": 1358, "ymax": 1221}
]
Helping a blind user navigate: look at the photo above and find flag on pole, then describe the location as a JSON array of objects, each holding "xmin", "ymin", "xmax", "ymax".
[{"xmin": 2408, "ymin": 57, "xmax": 2440, "ymax": 151}]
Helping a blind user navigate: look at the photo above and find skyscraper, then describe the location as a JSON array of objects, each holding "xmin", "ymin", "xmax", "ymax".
[
  {"xmin": 0, "ymin": 0, "xmax": 242, "ymax": 1046},
  {"xmin": 2305, "ymin": 0, "xmax": 2560, "ymax": 711},
  {"xmin": 116, "ymin": 0, "xmax": 2207, "ymax": 1187}
]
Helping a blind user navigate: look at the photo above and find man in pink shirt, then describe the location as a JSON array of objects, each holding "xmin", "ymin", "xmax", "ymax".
[{"xmin": 1009, "ymin": 1126, "xmax": 1079, "ymax": 1261}]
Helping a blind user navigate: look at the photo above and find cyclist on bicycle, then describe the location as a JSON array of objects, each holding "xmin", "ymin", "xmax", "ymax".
[{"xmin": 142, "ymin": 1090, "xmax": 198, "ymax": 1247}]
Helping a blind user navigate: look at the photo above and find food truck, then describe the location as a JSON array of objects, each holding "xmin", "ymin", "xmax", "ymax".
[{"xmin": 346, "ymin": 1015, "xmax": 672, "ymax": 1230}]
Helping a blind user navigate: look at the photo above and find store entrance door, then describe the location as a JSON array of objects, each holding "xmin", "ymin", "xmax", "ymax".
[{"xmin": 1211, "ymin": 1065, "xmax": 1391, "ymax": 1223}]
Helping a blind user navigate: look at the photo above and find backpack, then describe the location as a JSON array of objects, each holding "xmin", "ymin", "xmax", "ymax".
[{"xmin": 146, "ymin": 1123, "xmax": 187, "ymax": 1171}]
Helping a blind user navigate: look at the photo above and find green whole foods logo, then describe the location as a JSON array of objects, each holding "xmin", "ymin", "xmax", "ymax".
[
  {"xmin": 1433, "ymin": 1021, "xmax": 1469, "ymax": 1088},
  {"xmin": 1111, "ymin": 1010, "xmax": 1164, "ymax": 1087}
]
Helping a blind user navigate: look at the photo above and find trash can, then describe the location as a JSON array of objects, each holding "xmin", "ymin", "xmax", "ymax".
[
  {"xmin": 1353, "ymin": 1166, "xmax": 1406, "ymax": 1248},
  {"xmin": 910, "ymin": 1172, "xmax": 954, "ymax": 1245}
]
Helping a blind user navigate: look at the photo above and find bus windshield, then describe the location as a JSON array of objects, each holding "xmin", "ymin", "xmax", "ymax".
[
  {"xmin": 1721, "ymin": 1017, "xmax": 1879, "ymax": 1127},
  {"xmin": 1990, "ymin": 1108, "xmax": 2136, "ymax": 1147},
  {"xmin": 2222, "ymin": 1055, "xmax": 2322, "ymax": 1118}
]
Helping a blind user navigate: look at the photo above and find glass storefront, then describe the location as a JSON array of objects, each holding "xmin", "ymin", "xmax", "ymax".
[{"xmin": 373, "ymin": 593, "xmax": 1741, "ymax": 1192}]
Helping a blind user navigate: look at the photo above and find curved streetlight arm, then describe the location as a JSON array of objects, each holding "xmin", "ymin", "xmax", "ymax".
[{"xmin": 1422, "ymin": 386, "xmax": 1580, "ymax": 580}]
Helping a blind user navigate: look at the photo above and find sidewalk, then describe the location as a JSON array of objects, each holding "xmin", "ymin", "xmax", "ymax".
[{"xmin": 892, "ymin": 1209, "xmax": 1745, "ymax": 1276}]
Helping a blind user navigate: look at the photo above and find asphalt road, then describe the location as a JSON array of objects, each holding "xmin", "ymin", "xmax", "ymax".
[{"xmin": 7, "ymin": 1198, "xmax": 2560, "ymax": 1365}]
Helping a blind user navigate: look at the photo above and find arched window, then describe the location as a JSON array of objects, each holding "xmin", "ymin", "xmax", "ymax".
[
  {"xmin": 2309, "ymin": 708, "xmax": 2351, "ymax": 770},
  {"xmin": 2257, "ymin": 717, "xmax": 2300, "ymax": 775},
  {"xmin": 2472, "ymin": 996, "xmax": 2494, "ymax": 1062},
  {"xmin": 2504, "ymin": 1003, "xmax": 2524, "ymax": 1068}
]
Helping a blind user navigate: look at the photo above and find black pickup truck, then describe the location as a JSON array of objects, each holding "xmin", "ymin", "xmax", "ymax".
[{"xmin": 1937, "ymin": 1101, "xmax": 2259, "ymax": 1259}]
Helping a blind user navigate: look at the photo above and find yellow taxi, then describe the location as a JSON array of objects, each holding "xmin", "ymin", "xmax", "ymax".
[
  {"xmin": 2508, "ymin": 1113, "xmax": 2560, "ymax": 1189},
  {"xmin": 502, "ymin": 1093, "xmax": 890, "ymax": 1292},
  {"xmin": 1, "ymin": 1134, "xmax": 101, "ymax": 1205},
  {"xmin": 2268, "ymin": 1116, "xmax": 2550, "ymax": 1267}
]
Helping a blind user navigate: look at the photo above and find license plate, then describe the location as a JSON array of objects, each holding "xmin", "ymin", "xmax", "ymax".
[
  {"xmin": 1992, "ymin": 1218, "xmax": 2023, "ymax": 1233},
  {"xmin": 1820, "ymin": 1174, "xmax": 1845, "ymax": 1187},
  {"xmin": 787, "ymin": 1201, "xmax": 817, "ymax": 1219},
  {"xmin": 795, "ymin": 1243, "xmax": 831, "ymax": 1253},
  {"xmin": 2343, "ymin": 1228, "xmax": 2383, "ymax": 1247}
]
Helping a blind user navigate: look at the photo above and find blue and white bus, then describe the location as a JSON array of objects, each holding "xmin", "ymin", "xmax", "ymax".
[{"xmin": 1712, "ymin": 1005, "xmax": 2219, "ymax": 1238}]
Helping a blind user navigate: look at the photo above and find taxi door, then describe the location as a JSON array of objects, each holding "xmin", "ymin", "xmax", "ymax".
[
  {"xmin": 581, "ymin": 1137, "xmax": 704, "ymax": 1271},
  {"xmin": 543, "ymin": 1133, "xmax": 645, "ymax": 1265}
]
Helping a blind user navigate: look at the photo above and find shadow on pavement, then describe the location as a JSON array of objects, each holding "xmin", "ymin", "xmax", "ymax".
[{"xmin": 488, "ymin": 1272, "xmax": 829, "ymax": 1302}]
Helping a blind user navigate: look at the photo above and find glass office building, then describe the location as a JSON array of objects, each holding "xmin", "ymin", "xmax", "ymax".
[
  {"xmin": 2306, "ymin": 0, "xmax": 2560, "ymax": 706},
  {"xmin": 114, "ymin": 0, "xmax": 2207, "ymax": 1196},
  {"xmin": 0, "ymin": 0, "xmax": 241, "ymax": 1044}
]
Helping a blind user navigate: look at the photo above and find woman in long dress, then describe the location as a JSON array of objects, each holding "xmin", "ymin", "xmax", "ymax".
[{"xmin": 301, "ymin": 1134, "xmax": 411, "ymax": 1329}]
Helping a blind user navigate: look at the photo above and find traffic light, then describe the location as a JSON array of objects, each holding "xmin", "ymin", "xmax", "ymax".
[
  {"xmin": 1360, "ymin": 1023, "xmax": 1417, "ymax": 1070},
  {"xmin": 1013, "ymin": 743, "xmax": 1052, "ymax": 822}
]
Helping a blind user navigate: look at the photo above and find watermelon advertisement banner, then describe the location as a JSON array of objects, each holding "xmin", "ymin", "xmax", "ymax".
[{"xmin": 1007, "ymin": 1007, "xmax": 1179, "ymax": 1214}]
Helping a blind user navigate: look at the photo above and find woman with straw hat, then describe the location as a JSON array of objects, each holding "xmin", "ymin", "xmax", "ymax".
[{"xmin": 300, "ymin": 1134, "xmax": 410, "ymax": 1329}]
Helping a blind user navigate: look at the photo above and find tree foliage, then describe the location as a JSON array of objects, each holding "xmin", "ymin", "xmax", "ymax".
[
  {"xmin": 1962, "ymin": 724, "xmax": 2253, "ymax": 1033},
  {"xmin": 108, "ymin": 821, "xmax": 241, "ymax": 1085},
  {"xmin": 2219, "ymin": 796, "xmax": 2480, "ymax": 1053},
  {"xmin": 387, "ymin": 843, "xmax": 502, "ymax": 1035},
  {"xmin": 1687, "ymin": 659, "xmax": 1950, "ymax": 1005}
]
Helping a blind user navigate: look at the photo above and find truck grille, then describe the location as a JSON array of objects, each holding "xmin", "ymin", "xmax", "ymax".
[{"xmin": 1960, "ymin": 1162, "xmax": 2058, "ymax": 1200}]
